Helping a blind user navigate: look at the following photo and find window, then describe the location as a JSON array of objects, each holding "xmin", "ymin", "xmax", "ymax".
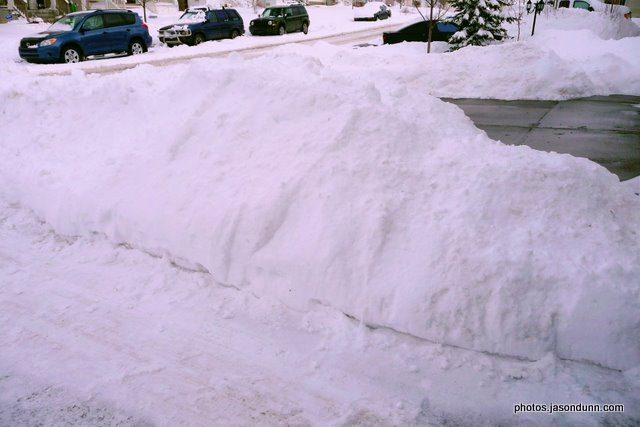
[
  {"xmin": 285, "ymin": 7, "xmax": 293, "ymax": 16},
  {"xmin": 401, "ymin": 22, "xmax": 426, "ymax": 33},
  {"xmin": 215, "ymin": 10, "xmax": 228, "ymax": 21},
  {"xmin": 82, "ymin": 15, "xmax": 104, "ymax": 31},
  {"xmin": 436, "ymin": 22, "xmax": 457, "ymax": 33},
  {"xmin": 122, "ymin": 13, "xmax": 135, "ymax": 25},
  {"xmin": 573, "ymin": 0, "xmax": 591, "ymax": 8},
  {"xmin": 206, "ymin": 11, "xmax": 218, "ymax": 22},
  {"xmin": 179, "ymin": 10, "xmax": 204, "ymax": 21},
  {"xmin": 48, "ymin": 13, "xmax": 87, "ymax": 31},
  {"xmin": 226, "ymin": 9, "xmax": 240, "ymax": 20},
  {"xmin": 262, "ymin": 8, "xmax": 283, "ymax": 17},
  {"xmin": 103, "ymin": 13, "xmax": 124, "ymax": 27},
  {"xmin": 558, "ymin": 0, "xmax": 570, "ymax": 6}
]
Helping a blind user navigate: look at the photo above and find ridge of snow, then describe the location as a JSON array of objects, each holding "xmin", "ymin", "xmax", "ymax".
[{"xmin": 1, "ymin": 54, "xmax": 638, "ymax": 371}]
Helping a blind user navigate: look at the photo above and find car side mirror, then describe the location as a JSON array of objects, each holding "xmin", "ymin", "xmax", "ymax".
[{"xmin": 588, "ymin": 6, "xmax": 594, "ymax": 11}]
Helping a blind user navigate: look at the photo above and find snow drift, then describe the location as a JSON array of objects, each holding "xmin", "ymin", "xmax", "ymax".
[
  {"xmin": 1, "ymin": 55, "xmax": 639, "ymax": 371},
  {"xmin": 533, "ymin": 7, "xmax": 640, "ymax": 40}
]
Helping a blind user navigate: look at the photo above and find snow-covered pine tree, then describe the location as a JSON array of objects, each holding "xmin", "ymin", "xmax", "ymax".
[{"xmin": 448, "ymin": 0, "xmax": 511, "ymax": 51}]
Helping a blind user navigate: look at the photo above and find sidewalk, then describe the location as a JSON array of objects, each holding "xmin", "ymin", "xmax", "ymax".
[{"xmin": 445, "ymin": 95, "xmax": 640, "ymax": 181}]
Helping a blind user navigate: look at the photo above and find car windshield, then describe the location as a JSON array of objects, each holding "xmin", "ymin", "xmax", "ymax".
[
  {"xmin": 262, "ymin": 8, "xmax": 284, "ymax": 17},
  {"xmin": 179, "ymin": 10, "xmax": 205, "ymax": 21},
  {"xmin": 47, "ymin": 13, "xmax": 87, "ymax": 31},
  {"xmin": 400, "ymin": 21, "xmax": 426, "ymax": 33}
]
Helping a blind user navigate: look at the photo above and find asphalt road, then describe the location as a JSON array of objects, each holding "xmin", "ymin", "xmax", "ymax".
[{"xmin": 444, "ymin": 96, "xmax": 640, "ymax": 181}]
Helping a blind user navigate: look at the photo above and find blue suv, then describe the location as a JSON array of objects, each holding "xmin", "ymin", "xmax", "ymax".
[
  {"xmin": 158, "ymin": 7, "xmax": 244, "ymax": 47},
  {"xmin": 19, "ymin": 9, "xmax": 152, "ymax": 64}
]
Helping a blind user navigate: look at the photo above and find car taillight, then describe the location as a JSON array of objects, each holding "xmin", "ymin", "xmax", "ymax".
[{"xmin": 141, "ymin": 23, "xmax": 149, "ymax": 29}]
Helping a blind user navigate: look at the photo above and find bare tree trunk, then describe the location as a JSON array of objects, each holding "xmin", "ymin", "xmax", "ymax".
[
  {"xmin": 427, "ymin": 0, "xmax": 434, "ymax": 53},
  {"xmin": 516, "ymin": 2, "xmax": 521, "ymax": 41}
]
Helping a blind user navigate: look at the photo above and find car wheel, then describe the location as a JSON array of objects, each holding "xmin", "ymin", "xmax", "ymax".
[
  {"xmin": 61, "ymin": 46, "xmax": 81, "ymax": 64},
  {"xmin": 302, "ymin": 22, "xmax": 308, "ymax": 34},
  {"xmin": 373, "ymin": 14, "xmax": 378, "ymax": 21},
  {"xmin": 278, "ymin": 25, "xmax": 286, "ymax": 36},
  {"xmin": 194, "ymin": 33, "xmax": 205, "ymax": 45},
  {"xmin": 128, "ymin": 40, "xmax": 145, "ymax": 56},
  {"xmin": 230, "ymin": 29, "xmax": 239, "ymax": 39}
]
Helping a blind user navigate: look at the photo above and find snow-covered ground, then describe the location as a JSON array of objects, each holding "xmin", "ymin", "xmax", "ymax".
[
  {"xmin": 2, "ymin": 7, "xmax": 638, "ymax": 98},
  {"xmin": 1, "ymin": 202, "xmax": 639, "ymax": 426},
  {"xmin": 1, "ymin": 5, "xmax": 640, "ymax": 426},
  {"xmin": 0, "ymin": 5, "xmax": 416, "ymax": 69},
  {"xmin": 3, "ymin": 200, "xmax": 639, "ymax": 426}
]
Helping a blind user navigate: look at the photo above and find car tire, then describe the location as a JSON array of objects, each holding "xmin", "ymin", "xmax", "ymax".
[
  {"xmin": 230, "ymin": 29, "xmax": 239, "ymax": 39},
  {"xmin": 373, "ymin": 15, "xmax": 378, "ymax": 21},
  {"xmin": 128, "ymin": 39, "xmax": 145, "ymax": 56},
  {"xmin": 60, "ymin": 46, "xmax": 82, "ymax": 64},
  {"xmin": 302, "ymin": 22, "xmax": 308, "ymax": 34},
  {"xmin": 194, "ymin": 33, "xmax": 205, "ymax": 45},
  {"xmin": 278, "ymin": 25, "xmax": 286, "ymax": 36}
]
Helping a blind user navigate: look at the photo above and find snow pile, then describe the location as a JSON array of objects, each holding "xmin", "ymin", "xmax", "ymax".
[
  {"xmin": 3, "ymin": 5, "xmax": 638, "ymax": 100},
  {"xmin": 429, "ymin": 34, "xmax": 640, "ymax": 99},
  {"xmin": 263, "ymin": 31, "xmax": 639, "ymax": 100},
  {"xmin": 290, "ymin": 12, "xmax": 638, "ymax": 100},
  {"xmin": 2, "ymin": 55, "xmax": 640, "ymax": 372},
  {"xmin": 0, "ymin": 20, "xmax": 48, "ymax": 65},
  {"xmin": 624, "ymin": 176, "xmax": 640, "ymax": 194},
  {"xmin": 529, "ymin": 7, "xmax": 640, "ymax": 40}
]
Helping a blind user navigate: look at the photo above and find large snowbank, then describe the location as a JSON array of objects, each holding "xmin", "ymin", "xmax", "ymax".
[
  {"xmin": 255, "ymin": 25, "xmax": 640, "ymax": 100},
  {"xmin": 524, "ymin": 7, "xmax": 640, "ymax": 40},
  {"xmin": 3, "ymin": 7, "xmax": 638, "ymax": 100},
  {"xmin": 1, "ymin": 53, "xmax": 639, "ymax": 371}
]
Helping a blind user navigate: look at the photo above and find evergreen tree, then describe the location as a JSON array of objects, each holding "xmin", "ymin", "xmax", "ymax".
[{"xmin": 448, "ymin": 0, "xmax": 511, "ymax": 51}]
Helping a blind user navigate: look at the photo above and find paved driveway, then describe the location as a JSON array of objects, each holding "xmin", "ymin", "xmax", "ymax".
[{"xmin": 445, "ymin": 96, "xmax": 640, "ymax": 181}]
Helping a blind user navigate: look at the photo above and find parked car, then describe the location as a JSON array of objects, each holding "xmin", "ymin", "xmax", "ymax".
[
  {"xmin": 354, "ymin": 1, "xmax": 391, "ymax": 21},
  {"xmin": 382, "ymin": 20, "xmax": 458, "ymax": 44},
  {"xmin": 558, "ymin": 0, "xmax": 631, "ymax": 18},
  {"xmin": 19, "ymin": 10, "xmax": 152, "ymax": 64},
  {"xmin": 158, "ymin": 7, "xmax": 245, "ymax": 46},
  {"xmin": 249, "ymin": 5, "xmax": 309, "ymax": 36}
]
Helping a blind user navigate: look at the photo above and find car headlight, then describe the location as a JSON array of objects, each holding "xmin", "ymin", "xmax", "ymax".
[
  {"xmin": 268, "ymin": 20, "xmax": 273, "ymax": 25},
  {"xmin": 39, "ymin": 38, "xmax": 57, "ymax": 47}
]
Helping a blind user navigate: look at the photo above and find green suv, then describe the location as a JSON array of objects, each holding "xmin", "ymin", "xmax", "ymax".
[{"xmin": 249, "ymin": 5, "xmax": 310, "ymax": 36}]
